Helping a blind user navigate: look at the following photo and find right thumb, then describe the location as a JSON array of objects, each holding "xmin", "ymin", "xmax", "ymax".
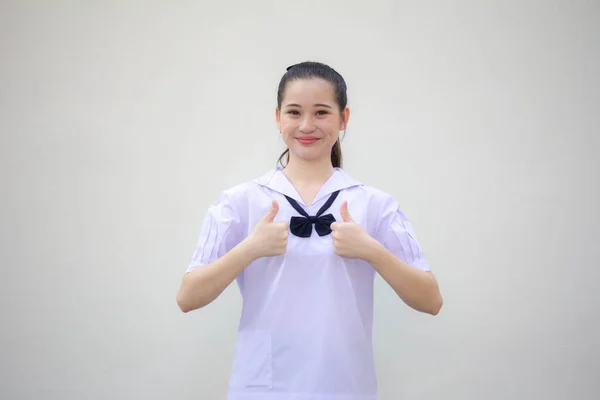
[{"xmin": 264, "ymin": 200, "xmax": 279, "ymax": 222}]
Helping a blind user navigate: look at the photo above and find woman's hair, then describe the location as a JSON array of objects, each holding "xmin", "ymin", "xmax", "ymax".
[{"xmin": 276, "ymin": 61, "xmax": 348, "ymax": 168}]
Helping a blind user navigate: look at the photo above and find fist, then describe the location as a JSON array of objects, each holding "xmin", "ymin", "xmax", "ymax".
[
  {"xmin": 330, "ymin": 201, "xmax": 374, "ymax": 259},
  {"xmin": 249, "ymin": 200, "xmax": 289, "ymax": 258}
]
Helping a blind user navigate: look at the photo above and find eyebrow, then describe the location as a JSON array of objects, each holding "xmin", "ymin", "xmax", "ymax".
[{"xmin": 284, "ymin": 103, "xmax": 333, "ymax": 109}]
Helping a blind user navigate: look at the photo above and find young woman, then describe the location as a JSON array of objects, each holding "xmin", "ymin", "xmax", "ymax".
[{"xmin": 177, "ymin": 61, "xmax": 443, "ymax": 400}]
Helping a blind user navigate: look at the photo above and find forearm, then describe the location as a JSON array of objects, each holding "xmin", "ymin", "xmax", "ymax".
[
  {"xmin": 363, "ymin": 239, "xmax": 443, "ymax": 315},
  {"xmin": 177, "ymin": 238, "xmax": 258, "ymax": 312}
]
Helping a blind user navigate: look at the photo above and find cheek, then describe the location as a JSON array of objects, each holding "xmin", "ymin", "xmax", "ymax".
[
  {"xmin": 279, "ymin": 121, "xmax": 292, "ymax": 140},
  {"xmin": 325, "ymin": 126, "xmax": 340, "ymax": 145},
  {"xmin": 328, "ymin": 130, "xmax": 340, "ymax": 143},
  {"xmin": 280, "ymin": 119, "xmax": 297, "ymax": 135},
  {"xmin": 320, "ymin": 118, "xmax": 341, "ymax": 136}
]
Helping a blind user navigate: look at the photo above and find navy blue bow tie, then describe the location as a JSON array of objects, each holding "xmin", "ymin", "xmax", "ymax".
[{"xmin": 284, "ymin": 191, "xmax": 341, "ymax": 238}]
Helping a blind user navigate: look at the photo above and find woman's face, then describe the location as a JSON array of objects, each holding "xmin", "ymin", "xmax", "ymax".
[{"xmin": 276, "ymin": 78, "xmax": 349, "ymax": 165}]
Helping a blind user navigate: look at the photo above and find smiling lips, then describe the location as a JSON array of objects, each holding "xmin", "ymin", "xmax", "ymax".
[{"xmin": 298, "ymin": 137, "xmax": 319, "ymax": 145}]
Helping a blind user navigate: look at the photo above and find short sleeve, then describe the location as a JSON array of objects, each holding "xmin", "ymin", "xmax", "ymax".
[
  {"xmin": 185, "ymin": 190, "xmax": 244, "ymax": 273},
  {"xmin": 376, "ymin": 200, "xmax": 431, "ymax": 272}
]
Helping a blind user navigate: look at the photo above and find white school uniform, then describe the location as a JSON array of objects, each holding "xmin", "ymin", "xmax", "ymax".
[{"xmin": 186, "ymin": 167, "xmax": 431, "ymax": 400}]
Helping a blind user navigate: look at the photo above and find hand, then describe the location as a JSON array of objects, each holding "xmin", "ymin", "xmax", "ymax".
[
  {"xmin": 247, "ymin": 200, "xmax": 289, "ymax": 259},
  {"xmin": 331, "ymin": 201, "xmax": 377, "ymax": 259}
]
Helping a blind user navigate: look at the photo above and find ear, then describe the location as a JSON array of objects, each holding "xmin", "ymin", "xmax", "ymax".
[
  {"xmin": 340, "ymin": 106, "xmax": 350, "ymax": 131},
  {"xmin": 275, "ymin": 107, "xmax": 281, "ymax": 131}
]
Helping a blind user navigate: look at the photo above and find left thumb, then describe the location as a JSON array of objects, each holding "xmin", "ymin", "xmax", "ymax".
[{"xmin": 340, "ymin": 201, "xmax": 354, "ymax": 223}]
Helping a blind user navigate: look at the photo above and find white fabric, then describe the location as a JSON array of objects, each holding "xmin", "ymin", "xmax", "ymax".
[{"xmin": 186, "ymin": 167, "xmax": 431, "ymax": 400}]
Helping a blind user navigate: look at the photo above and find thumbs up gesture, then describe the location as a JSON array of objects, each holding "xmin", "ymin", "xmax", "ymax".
[
  {"xmin": 248, "ymin": 200, "xmax": 289, "ymax": 259},
  {"xmin": 331, "ymin": 201, "xmax": 375, "ymax": 259}
]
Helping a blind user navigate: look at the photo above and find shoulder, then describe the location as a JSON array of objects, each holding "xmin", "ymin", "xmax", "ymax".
[
  {"xmin": 220, "ymin": 181, "xmax": 255, "ymax": 200},
  {"xmin": 204, "ymin": 180, "xmax": 251, "ymax": 216},
  {"xmin": 359, "ymin": 185, "xmax": 403, "ymax": 220},
  {"xmin": 338, "ymin": 170, "xmax": 403, "ymax": 221},
  {"xmin": 342, "ymin": 174, "xmax": 399, "ymax": 212},
  {"xmin": 213, "ymin": 169, "xmax": 276, "ymax": 209},
  {"xmin": 355, "ymin": 184, "xmax": 395, "ymax": 202}
]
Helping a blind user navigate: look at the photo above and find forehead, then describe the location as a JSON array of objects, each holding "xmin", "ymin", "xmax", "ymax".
[{"xmin": 282, "ymin": 78, "xmax": 336, "ymax": 106}]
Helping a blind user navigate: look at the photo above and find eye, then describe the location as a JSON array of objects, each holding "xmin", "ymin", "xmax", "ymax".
[
  {"xmin": 287, "ymin": 110, "xmax": 300, "ymax": 115},
  {"xmin": 316, "ymin": 110, "xmax": 329, "ymax": 115}
]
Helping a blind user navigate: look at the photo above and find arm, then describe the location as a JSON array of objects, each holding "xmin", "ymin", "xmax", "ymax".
[
  {"xmin": 176, "ymin": 238, "xmax": 258, "ymax": 312},
  {"xmin": 363, "ymin": 239, "xmax": 443, "ymax": 315},
  {"xmin": 177, "ymin": 200, "xmax": 288, "ymax": 313},
  {"xmin": 331, "ymin": 201, "xmax": 443, "ymax": 315}
]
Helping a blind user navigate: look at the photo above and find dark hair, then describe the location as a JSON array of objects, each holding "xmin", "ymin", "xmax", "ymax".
[{"xmin": 276, "ymin": 61, "xmax": 348, "ymax": 168}]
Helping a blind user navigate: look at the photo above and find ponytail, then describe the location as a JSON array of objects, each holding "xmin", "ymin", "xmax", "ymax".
[{"xmin": 330, "ymin": 139, "xmax": 342, "ymax": 168}]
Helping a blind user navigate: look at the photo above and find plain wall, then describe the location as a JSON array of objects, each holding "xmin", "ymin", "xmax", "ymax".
[{"xmin": 1, "ymin": 1, "xmax": 598, "ymax": 399}]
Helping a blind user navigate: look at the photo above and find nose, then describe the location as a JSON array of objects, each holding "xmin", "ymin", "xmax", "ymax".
[{"xmin": 299, "ymin": 115, "xmax": 316, "ymax": 133}]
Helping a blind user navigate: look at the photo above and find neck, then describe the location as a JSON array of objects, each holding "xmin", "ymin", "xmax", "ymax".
[{"xmin": 283, "ymin": 155, "xmax": 335, "ymax": 185}]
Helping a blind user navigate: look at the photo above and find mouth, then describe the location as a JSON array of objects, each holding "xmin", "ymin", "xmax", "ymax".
[{"xmin": 297, "ymin": 137, "xmax": 319, "ymax": 145}]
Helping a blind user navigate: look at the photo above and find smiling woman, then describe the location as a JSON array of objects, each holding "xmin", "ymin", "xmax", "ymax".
[
  {"xmin": 177, "ymin": 61, "xmax": 442, "ymax": 400},
  {"xmin": 276, "ymin": 62, "xmax": 350, "ymax": 170}
]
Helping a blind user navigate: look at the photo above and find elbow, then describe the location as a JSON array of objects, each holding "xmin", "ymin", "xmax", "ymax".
[
  {"xmin": 424, "ymin": 273, "xmax": 443, "ymax": 316},
  {"xmin": 176, "ymin": 290, "xmax": 210, "ymax": 313},
  {"xmin": 177, "ymin": 298, "xmax": 202, "ymax": 313},
  {"xmin": 176, "ymin": 293, "xmax": 192, "ymax": 313},
  {"xmin": 178, "ymin": 303, "xmax": 193, "ymax": 314},
  {"xmin": 176, "ymin": 291, "xmax": 199, "ymax": 313},
  {"xmin": 428, "ymin": 294, "xmax": 443, "ymax": 316},
  {"xmin": 405, "ymin": 295, "xmax": 443, "ymax": 315},
  {"xmin": 176, "ymin": 273, "xmax": 208, "ymax": 313}
]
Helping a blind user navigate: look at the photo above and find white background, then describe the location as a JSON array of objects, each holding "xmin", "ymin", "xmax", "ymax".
[{"xmin": 1, "ymin": 1, "xmax": 598, "ymax": 399}]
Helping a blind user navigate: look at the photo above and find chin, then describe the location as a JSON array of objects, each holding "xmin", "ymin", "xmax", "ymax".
[{"xmin": 289, "ymin": 149, "xmax": 329, "ymax": 163}]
